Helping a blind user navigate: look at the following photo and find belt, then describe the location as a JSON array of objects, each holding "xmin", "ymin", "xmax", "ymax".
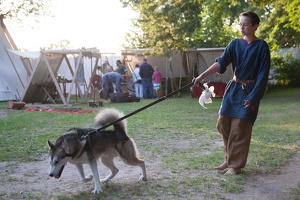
[{"xmin": 233, "ymin": 76, "xmax": 256, "ymax": 86}]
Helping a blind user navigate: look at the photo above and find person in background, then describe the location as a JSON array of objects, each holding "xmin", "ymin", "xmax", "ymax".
[
  {"xmin": 152, "ymin": 66, "xmax": 162, "ymax": 99},
  {"xmin": 139, "ymin": 58, "xmax": 154, "ymax": 99},
  {"xmin": 116, "ymin": 60, "xmax": 127, "ymax": 76},
  {"xmin": 101, "ymin": 72, "xmax": 124, "ymax": 101},
  {"xmin": 133, "ymin": 64, "xmax": 143, "ymax": 98},
  {"xmin": 102, "ymin": 60, "xmax": 114, "ymax": 74},
  {"xmin": 194, "ymin": 11, "xmax": 270, "ymax": 175},
  {"xmin": 116, "ymin": 59, "xmax": 128, "ymax": 92}
]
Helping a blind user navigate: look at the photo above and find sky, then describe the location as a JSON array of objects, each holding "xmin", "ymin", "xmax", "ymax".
[{"xmin": 5, "ymin": 0, "xmax": 138, "ymax": 54}]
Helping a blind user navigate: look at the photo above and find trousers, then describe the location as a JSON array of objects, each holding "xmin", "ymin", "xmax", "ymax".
[{"xmin": 216, "ymin": 115, "xmax": 252, "ymax": 168}]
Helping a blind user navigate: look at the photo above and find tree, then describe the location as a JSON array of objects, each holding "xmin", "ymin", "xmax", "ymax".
[
  {"xmin": 259, "ymin": 0, "xmax": 300, "ymax": 50},
  {"xmin": 123, "ymin": 0, "xmax": 205, "ymax": 57},
  {"xmin": 121, "ymin": 0, "xmax": 300, "ymax": 53},
  {"xmin": 0, "ymin": 0, "xmax": 52, "ymax": 22},
  {"xmin": 120, "ymin": 0, "xmax": 262, "ymax": 78}
]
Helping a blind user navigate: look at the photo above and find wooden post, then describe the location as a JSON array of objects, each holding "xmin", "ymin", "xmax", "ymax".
[
  {"xmin": 67, "ymin": 53, "xmax": 82, "ymax": 103},
  {"xmin": 0, "ymin": 17, "xmax": 18, "ymax": 50},
  {"xmin": 42, "ymin": 53, "xmax": 67, "ymax": 105}
]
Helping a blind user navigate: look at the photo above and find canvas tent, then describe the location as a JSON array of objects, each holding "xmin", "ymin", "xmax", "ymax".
[
  {"xmin": 122, "ymin": 49, "xmax": 186, "ymax": 78},
  {"xmin": 121, "ymin": 48, "xmax": 233, "ymax": 96},
  {"xmin": 122, "ymin": 49, "xmax": 189, "ymax": 94},
  {"xmin": 122, "ymin": 48, "xmax": 233, "ymax": 81},
  {"xmin": 1, "ymin": 20, "xmax": 103, "ymax": 104},
  {"xmin": 186, "ymin": 48, "xmax": 233, "ymax": 83},
  {"xmin": 0, "ymin": 19, "xmax": 28, "ymax": 101},
  {"xmin": 1, "ymin": 18, "xmax": 126, "ymax": 104},
  {"xmin": 19, "ymin": 49, "xmax": 103, "ymax": 105}
]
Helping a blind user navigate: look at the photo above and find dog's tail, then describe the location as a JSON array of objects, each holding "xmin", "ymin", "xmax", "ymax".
[{"xmin": 94, "ymin": 108, "xmax": 127, "ymax": 133}]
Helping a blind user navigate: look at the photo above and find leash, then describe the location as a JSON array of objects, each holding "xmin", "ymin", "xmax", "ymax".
[
  {"xmin": 82, "ymin": 78, "xmax": 204, "ymax": 139},
  {"xmin": 97, "ymin": 78, "xmax": 204, "ymax": 131}
]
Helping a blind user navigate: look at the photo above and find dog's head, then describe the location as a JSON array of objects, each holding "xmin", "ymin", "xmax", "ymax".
[{"xmin": 47, "ymin": 133, "xmax": 86, "ymax": 179}]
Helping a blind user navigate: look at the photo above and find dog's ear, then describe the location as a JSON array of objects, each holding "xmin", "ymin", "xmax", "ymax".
[
  {"xmin": 62, "ymin": 137, "xmax": 87, "ymax": 155},
  {"xmin": 47, "ymin": 141, "xmax": 54, "ymax": 150},
  {"xmin": 62, "ymin": 138, "xmax": 71, "ymax": 155}
]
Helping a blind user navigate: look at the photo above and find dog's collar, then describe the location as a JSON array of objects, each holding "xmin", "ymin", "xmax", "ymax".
[
  {"xmin": 81, "ymin": 130, "xmax": 96, "ymax": 140},
  {"xmin": 73, "ymin": 140, "xmax": 87, "ymax": 159},
  {"xmin": 64, "ymin": 139, "xmax": 87, "ymax": 159}
]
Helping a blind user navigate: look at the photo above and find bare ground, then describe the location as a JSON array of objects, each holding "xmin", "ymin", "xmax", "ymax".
[{"xmin": 1, "ymin": 149, "xmax": 300, "ymax": 200}]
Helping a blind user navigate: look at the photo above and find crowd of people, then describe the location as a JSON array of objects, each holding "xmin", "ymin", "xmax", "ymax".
[{"xmin": 98, "ymin": 58, "xmax": 162, "ymax": 101}]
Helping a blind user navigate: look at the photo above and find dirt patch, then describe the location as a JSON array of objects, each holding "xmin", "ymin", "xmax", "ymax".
[
  {"xmin": 224, "ymin": 151, "xmax": 300, "ymax": 200},
  {"xmin": 0, "ymin": 154, "xmax": 171, "ymax": 199},
  {"xmin": 1, "ymin": 151, "xmax": 300, "ymax": 200}
]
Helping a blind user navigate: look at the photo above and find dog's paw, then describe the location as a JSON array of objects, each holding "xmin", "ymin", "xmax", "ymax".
[
  {"xmin": 81, "ymin": 175, "xmax": 93, "ymax": 183},
  {"xmin": 100, "ymin": 178, "xmax": 111, "ymax": 184},
  {"xmin": 91, "ymin": 188, "xmax": 102, "ymax": 194},
  {"xmin": 139, "ymin": 174, "xmax": 147, "ymax": 181}
]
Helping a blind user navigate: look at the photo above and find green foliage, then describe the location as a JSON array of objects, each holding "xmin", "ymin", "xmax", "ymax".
[
  {"xmin": 0, "ymin": 0, "xmax": 52, "ymax": 23},
  {"xmin": 271, "ymin": 51, "xmax": 300, "ymax": 86},
  {"xmin": 121, "ymin": 0, "xmax": 300, "ymax": 56},
  {"xmin": 259, "ymin": 2, "xmax": 300, "ymax": 50}
]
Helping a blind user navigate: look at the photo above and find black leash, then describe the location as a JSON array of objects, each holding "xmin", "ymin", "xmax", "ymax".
[{"xmin": 94, "ymin": 78, "xmax": 205, "ymax": 132}]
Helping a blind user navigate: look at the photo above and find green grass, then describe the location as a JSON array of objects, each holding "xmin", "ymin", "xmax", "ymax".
[{"xmin": 0, "ymin": 86, "xmax": 300, "ymax": 199}]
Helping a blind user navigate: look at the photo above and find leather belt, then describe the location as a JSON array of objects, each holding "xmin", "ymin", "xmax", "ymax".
[{"xmin": 233, "ymin": 76, "xmax": 255, "ymax": 86}]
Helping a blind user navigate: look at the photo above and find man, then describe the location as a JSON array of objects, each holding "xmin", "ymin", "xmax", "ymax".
[
  {"xmin": 116, "ymin": 60, "xmax": 127, "ymax": 76},
  {"xmin": 101, "ymin": 72, "xmax": 123, "ymax": 100},
  {"xmin": 194, "ymin": 11, "xmax": 270, "ymax": 175},
  {"xmin": 139, "ymin": 58, "xmax": 154, "ymax": 99}
]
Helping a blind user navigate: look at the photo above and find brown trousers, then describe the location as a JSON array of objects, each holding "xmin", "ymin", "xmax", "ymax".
[{"xmin": 216, "ymin": 115, "xmax": 252, "ymax": 168}]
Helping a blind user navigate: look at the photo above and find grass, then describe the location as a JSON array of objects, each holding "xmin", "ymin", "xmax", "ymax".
[{"xmin": 0, "ymin": 86, "xmax": 300, "ymax": 199}]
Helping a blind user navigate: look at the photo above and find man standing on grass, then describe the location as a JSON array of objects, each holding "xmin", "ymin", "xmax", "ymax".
[
  {"xmin": 194, "ymin": 11, "xmax": 270, "ymax": 175},
  {"xmin": 139, "ymin": 58, "xmax": 154, "ymax": 99}
]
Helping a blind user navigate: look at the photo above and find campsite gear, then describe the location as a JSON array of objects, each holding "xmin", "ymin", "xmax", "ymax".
[
  {"xmin": 199, "ymin": 83, "xmax": 216, "ymax": 109},
  {"xmin": 91, "ymin": 79, "xmax": 205, "ymax": 133}
]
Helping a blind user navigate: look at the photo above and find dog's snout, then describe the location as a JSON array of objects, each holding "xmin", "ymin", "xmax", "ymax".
[{"xmin": 49, "ymin": 173, "xmax": 54, "ymax": 177}]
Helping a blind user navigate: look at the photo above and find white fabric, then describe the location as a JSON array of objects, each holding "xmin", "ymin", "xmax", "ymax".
[
  {"xmin": 199, "ymin": 83, "xmax": 215, "ymax": 109},
  {"xmin": 7, "ymin": 49, "xmax": 40, "ymax": 59}
]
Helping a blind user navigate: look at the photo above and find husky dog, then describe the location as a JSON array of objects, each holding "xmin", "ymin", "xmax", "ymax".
[{"xmin": 47, "ymin": 108, "xmax": 147, "ymax": 194}]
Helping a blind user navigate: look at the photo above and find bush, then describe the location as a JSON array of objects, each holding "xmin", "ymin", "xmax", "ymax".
[{"xmin": 271, "ymin": 51, "xmax": 300, "ymax": 86}]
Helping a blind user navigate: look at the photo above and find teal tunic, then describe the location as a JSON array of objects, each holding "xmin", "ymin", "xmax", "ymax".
[{"xmin": 216, "ymin": 38, "xmax": 270, "ymax": 124}]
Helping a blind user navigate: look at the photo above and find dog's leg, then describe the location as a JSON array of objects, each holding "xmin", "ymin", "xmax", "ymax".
[
  {"xmin": 75, "ymin": 164, "xmax": 93, "ymax": 183},
  {"xmin": 138, "ymin": 161, "xmax": 147, "ymax": 181},
  {"xmin": 121, "ymin": 157, "xmax": 147, "ymax": 181},
  {"xmin": 90, "ymin": 160, "xmax": 102, "ymax": 194},
  {"xmin": 117, "ymin": 141, "xmax": 147, "ymax": 181},
  {"xmin": 135, "ymin": 159, "xmax": 147, "ymax": 181},
  {"xmin": 100, "ymin": 155, "xmax": 119, "ymax": 183}
]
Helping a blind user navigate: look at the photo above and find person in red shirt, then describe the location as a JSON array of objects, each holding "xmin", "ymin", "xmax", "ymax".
[{"xmin": 152, "ymin": 66, "xmax": 163, "ymax": 99}]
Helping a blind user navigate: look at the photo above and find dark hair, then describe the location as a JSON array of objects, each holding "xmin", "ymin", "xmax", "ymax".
[{"xmin": 240, "ymin": 11, "xmax": 260, "ymax": 25}]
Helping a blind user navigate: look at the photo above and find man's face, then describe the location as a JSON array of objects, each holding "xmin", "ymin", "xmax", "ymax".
[{"xmin": 239, "ymin": 16, "xmax": 258, "ymax": 36}]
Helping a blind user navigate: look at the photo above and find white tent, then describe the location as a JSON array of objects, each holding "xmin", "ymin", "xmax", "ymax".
[
  {"xmin": 1, "ymin": 19, "xmax": 123, "ymax": 104},
  {"xmin": 0, "ymin": 21, "xmax": 28, "ymax": 101}
]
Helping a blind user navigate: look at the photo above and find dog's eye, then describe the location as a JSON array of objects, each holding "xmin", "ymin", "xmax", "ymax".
[{"xmin": 54, "ymin": 160, "xmax": 59, "ymax": 165}]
